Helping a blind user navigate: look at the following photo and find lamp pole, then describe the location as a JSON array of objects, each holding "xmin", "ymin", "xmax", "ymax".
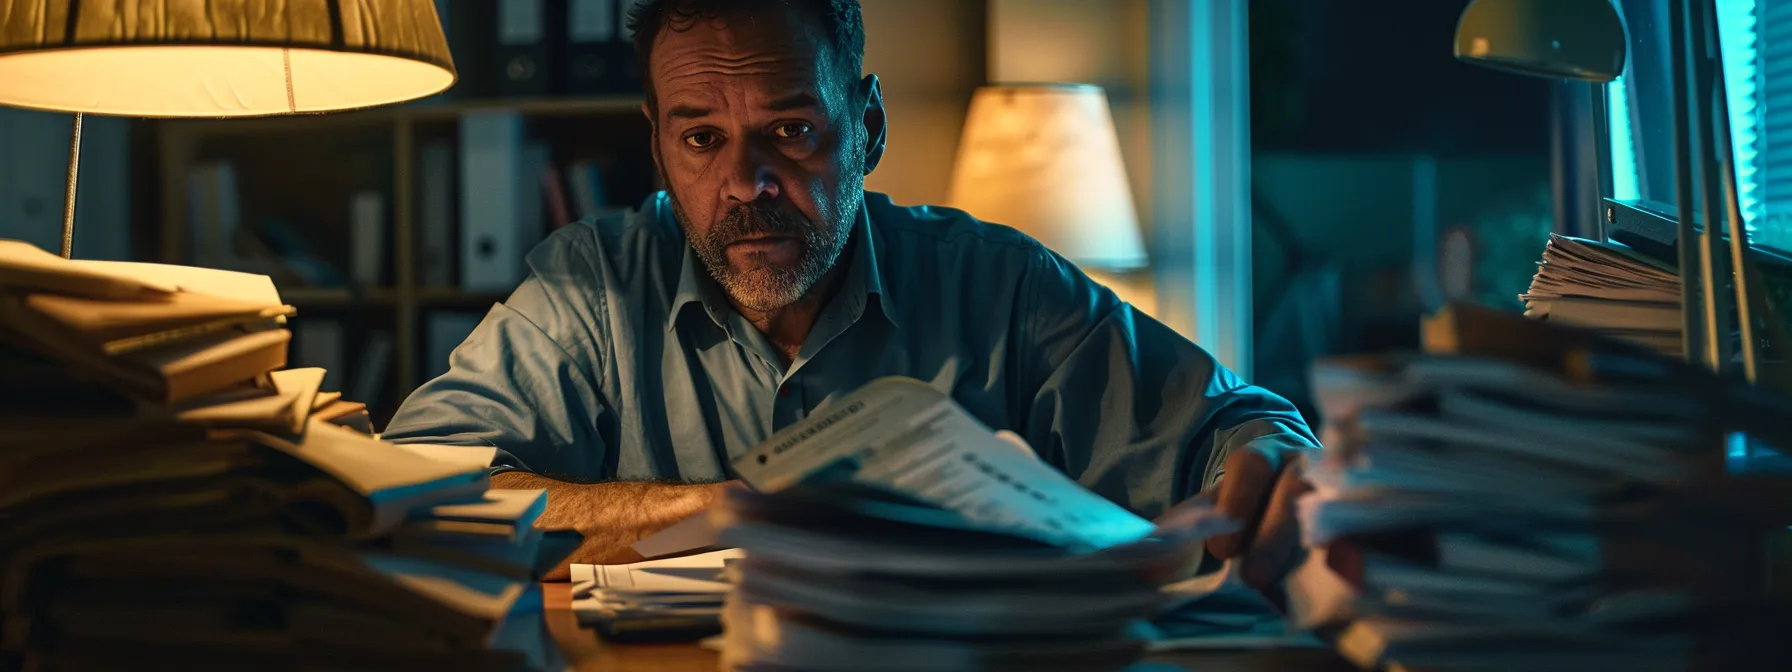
[
  {"xmin": 1671, "ymin": 0, "xmax": 1763, "ymax": 384},
  {"xmin": 1694, "ymin": 0, "xmax": 1760, "ymax": 385},
  {"xmin": 59, "ymin": 112, "xmax": 82, "ymax": 259},
  {"xmin": 1668, "ymin": 0, "xmax": 1710, "ymax": 369}
]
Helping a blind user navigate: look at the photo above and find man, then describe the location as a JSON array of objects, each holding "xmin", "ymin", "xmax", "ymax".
[{"xmin": 384, "ymin": 0, "xmax": 1318, "ymax": 588}]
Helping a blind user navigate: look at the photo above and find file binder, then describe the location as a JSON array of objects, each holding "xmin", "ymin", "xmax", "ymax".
[
  {"xmin": 496, "ymin": 0, "xmax": 552, "ymax": 98},
  {"xmin": 458, "ymin": 111, "xmax": 527, "ymax": 291},
  {"xmin": 566, "ymin": 0, "xmax": 617, "ymax": 95}
]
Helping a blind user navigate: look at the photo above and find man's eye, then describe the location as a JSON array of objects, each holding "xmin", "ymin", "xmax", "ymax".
[
  {"xmin": 773, "ymin": 122, "xmax": 812, "ymax": 139},
  {"xmin": 683, "ymin": 132, "xmax": 718, "ymax": 149}
]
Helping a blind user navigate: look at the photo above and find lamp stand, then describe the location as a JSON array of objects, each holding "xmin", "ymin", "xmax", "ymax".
[
  {"xmin": 59, "ymin": 112, "xmax": 83, "ymax": 259},
  {"xmin": 1694, "ymin": 1, "xmax": 1760, "ymax": 385},
  {"xmin": 1668, "ymin": 0, "xmax": 1762, "ymax": 383}
]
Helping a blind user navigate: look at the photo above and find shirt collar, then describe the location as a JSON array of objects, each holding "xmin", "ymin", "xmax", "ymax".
[{"xmin": 666, "ymin": 194, "xmax": 900, "ymax": 332}]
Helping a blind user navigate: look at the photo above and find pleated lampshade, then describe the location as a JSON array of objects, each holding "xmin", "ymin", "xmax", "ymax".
[
  {"xmin": 947, "ymin": 84, "xmax": 1148, "ymax": 271},
  {"xmin": 0, "ymin": 0, "xmax": 456, "ymax": 117}
]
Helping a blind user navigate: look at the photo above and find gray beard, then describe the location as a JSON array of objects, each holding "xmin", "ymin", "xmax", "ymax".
[{"xmin": 663, "ymin": 154, "xmax": 863, "ymax": 313}]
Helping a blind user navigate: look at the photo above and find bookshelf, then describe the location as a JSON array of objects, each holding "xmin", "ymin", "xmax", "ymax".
[{"xmin": 152, "ymin": 96, "xmax": 654, "ymax": 428}]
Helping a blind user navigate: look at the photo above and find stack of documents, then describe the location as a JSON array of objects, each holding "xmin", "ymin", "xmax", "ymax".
[
  {"xmin": 569, "ymin": 549, "xmax": 740, "ymax": 640},
  {"xmin": 1297, "ymin": 303, "xmax": 1792, "ymax": 671},
  {"xmin": 1521, "ymin": 234, "xmax": 1683, "ymax": 356},
  {"xmin": 0, "ymin": 240, "xmax": 578, "ymax": 670},
  {"xmin": 708, "ymin": 377, "xmax": 1257, "ymax": 671}
]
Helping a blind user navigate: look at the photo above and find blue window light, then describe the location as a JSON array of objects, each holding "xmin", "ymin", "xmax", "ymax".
[{"xmin": 1607, "ymin": 0, "xmax": 1785, "ymax": 252}]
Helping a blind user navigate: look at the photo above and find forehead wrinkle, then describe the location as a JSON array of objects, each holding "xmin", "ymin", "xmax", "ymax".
[
  {"xmin": 662, "ymin": 57, "xmax": 799, "ymax": 85},
  {"xmin": 659, "ymin": 63, "xmax": 836, "ymax": 118}
]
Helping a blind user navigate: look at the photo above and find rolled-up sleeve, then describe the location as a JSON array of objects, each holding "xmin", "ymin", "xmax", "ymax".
[
  {"xmin": 1014, "ymin": 250, "xmax": 1317, "ymax": 519},
  {"xmin": 382, "ymin": 230, "xmax": 615, "ymax": 481}
]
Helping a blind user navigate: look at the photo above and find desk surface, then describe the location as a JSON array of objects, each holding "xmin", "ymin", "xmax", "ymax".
[{"xmin": 541, "ymin": 583, "xmax": 1359, "ymax": 672}]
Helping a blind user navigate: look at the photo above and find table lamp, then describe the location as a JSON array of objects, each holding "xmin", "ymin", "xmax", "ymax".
[
  {"xmin": 1453, "ymin": 0, "xmax": 1628, "ymax": 82},
  {"xmin": 946, "ymin": 83, "xmax": 1148, "ymax": 271},
  {"xmin": 1454, "ymin": 0, "xmax": 1767, "ymax": 388},
  {"xmin": 0, "ymin": 0, "xmax": 456, "ymax": 259}
]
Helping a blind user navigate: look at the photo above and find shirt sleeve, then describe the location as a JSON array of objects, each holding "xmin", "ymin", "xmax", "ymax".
[
  {"xmin": 1012, "ymin": 249, "xmax": 1319, "ymax": 519},
  {"xmin": 381, "ymin": 231, "xmax": 616, "ymax": 481}
]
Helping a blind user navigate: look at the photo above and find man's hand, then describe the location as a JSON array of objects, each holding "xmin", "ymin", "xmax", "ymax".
[
  {"xmin": 993, "ymin": 430, "xmax": 1036, "ymax": 459},
  {"xmin": 1187, "ymin": 442, "xmax": 1314, "ymax": 591}
]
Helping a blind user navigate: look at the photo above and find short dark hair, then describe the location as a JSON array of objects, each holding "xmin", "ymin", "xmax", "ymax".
[{"xmin": 626, "ymin": 0, "xmax": 865, "ymax": 114}]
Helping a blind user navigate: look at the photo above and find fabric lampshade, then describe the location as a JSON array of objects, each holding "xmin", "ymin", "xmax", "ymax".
[
  {"xmin": 947, "ymin": 84, "xmax": 1148, "ymax": 271},
  {"xmin": 0, "ymin": 0, "xmax": 456, "ymax": 117},
  {"xmin": 1454, "ymin": 0, "xmax": 1628, "ymax": 82}
]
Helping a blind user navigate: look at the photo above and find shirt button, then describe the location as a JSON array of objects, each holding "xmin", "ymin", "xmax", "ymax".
[{"xmin": 778, "ymin": 386, "xmax": 792, "ymax": 398}]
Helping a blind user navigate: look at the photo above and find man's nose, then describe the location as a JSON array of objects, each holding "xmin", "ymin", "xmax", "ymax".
[{"xmin": 722, "ymin": 136, "xmax": 781, "ymax": 204}]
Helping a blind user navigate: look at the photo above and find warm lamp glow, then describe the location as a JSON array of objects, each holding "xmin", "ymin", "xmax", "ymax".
[
  {"xmin": 0, "ymin": 0, "xmax": 456, "ymax": 117},
  {"xmin": 947, "ymin": 84, "xmax": 1147, "ymax": 271}
]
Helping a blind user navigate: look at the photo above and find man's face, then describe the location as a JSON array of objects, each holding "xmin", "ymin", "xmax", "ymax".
[{"xmin": 646, "ymin": 10, "xmax": 875, "ymax": 313}]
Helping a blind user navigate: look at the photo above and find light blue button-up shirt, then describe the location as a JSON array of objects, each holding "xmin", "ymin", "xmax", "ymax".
[{"xmin": 383, "ymin": 191, "xmax": 1315, "ymax": 518}]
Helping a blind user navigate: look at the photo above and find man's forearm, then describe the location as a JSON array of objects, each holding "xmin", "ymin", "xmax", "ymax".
[{"xmin": 493, "ymin": 472, "xmax": 726, "ymax": 580}]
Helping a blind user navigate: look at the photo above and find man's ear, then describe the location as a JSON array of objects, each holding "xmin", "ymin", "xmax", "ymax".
[{"xmin": 859, "ymin": 74, "xmax": 887, "ymax": 176}]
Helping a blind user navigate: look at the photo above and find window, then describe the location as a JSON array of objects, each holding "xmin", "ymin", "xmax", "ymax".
[
  {"xmin": 1755, "ymin": 1, "xmax": 1792, "ymax": 252},
  {"xmin": 1605, "ymin": 0, "xmax": 1791, "ymax": 254}
]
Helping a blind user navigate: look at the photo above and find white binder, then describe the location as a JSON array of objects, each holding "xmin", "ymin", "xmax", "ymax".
[{"xmin": 458, "ymin": 110, "xmax": 528, "ymax": 291}]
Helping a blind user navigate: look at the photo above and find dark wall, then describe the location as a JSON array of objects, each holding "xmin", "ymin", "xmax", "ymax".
[
  {"xmin": 1247, "ymin": 0, "xmax": 1557, "ymax": 423},
  {"xmin": 1253, "ymin": 0, "xmax": 1552, "ymax": 154}
]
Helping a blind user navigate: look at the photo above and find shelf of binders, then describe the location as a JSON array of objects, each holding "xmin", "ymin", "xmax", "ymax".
[
  {"xmin": 281, "ymin": 287, "xmax": 402, "ymax": 306},
  {"xmin": 280, "ymin": 287, "xmax": 509, "ymax": 307},
  {"xmin": 151, "ymin": 95, "xmax": 657, "ymax": 420}
]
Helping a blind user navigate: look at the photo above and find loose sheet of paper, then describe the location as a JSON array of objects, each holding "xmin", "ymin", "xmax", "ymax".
[
  {"xmin": 731, "ymin": 377, "xmax": 1157, "ymax": 551},
  {"xmin": 632, "ymin": 511, "xmax": 720, "ymax": 559}
]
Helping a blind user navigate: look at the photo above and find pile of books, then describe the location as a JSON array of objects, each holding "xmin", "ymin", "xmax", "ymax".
[
  {"xmin": 1296, "ymin": 303, "xmax": 1792, "ymax": 671},
  {"xmin": 1521, "ymin": 233, "xmax": 1683, "ymax": 356},
  {"xmin": 0, "ymin": 241, "xmax": 577, "ymax": 670},
  {"xmin": 702, "ymin": 377, "xmax": 1250, "ymax": 671}
]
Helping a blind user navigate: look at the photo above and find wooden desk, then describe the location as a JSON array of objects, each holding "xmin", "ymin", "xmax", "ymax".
[{"xmin": 542, "ymin": 583, "xmax": 1360, "ymax": 672}]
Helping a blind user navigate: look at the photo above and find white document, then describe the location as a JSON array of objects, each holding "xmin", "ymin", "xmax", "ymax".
[
  {"xmin": 0, "ymin": 241, "xmax": 283, "ymax": 304},
  {"xmin": 392, "ymin": 443, "xmax": 499, "ymax": 471},
  {"xmin": 570, "ymin": 548, "xmax": 742, "ymax": 603},
  {"xmin": 631, "ymin": 511, "xmax": 719, "ymax": 559},
  {"xmin": 730, "ymin": 377, "xmax": 1157, "ymax": 551}
]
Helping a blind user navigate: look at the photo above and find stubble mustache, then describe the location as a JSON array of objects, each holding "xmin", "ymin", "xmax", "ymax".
[{"xmin": 708, "ymin": 200, "xmax": 816, "ymax": 254}]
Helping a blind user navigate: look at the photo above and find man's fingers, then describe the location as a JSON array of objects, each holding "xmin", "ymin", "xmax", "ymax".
[
  {"xmin": 1204, "ymin": 448, "xmax": 1274, "ymax": 559},
  {"xmin": 1151, "ymin": 490, "xmax": 1245, "ymax": 541},
  {"xmin": 1241, "ymin": 458, "xmax": 1313, "ymax": 590},
  {"xmin": 993, "ymin": 430, "xmax": 1038, "ymax": 460}
]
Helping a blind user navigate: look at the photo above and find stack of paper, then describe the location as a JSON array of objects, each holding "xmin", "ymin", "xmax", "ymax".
[
  {"xmin": 1521, "ymin": 234, "xmax": 1683, "ymax": 356},
  {"xmin": 1297, "ymin": 303, "xmax": 1792, "ymax": 671},
  {"xmin": 1147, "ymin": 561, "xmax": 1325, "ymax": 651},
  {"xmin": 569, "ymin": 549, "xmax": 740, "ymax": 640},
  {"xmin": 0, "ymin": 241, "xmax": 578, "ymax": 670},
  {"xmin": 708, "ymin": 377, "xmax": 1254, "ymax": 672}
]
